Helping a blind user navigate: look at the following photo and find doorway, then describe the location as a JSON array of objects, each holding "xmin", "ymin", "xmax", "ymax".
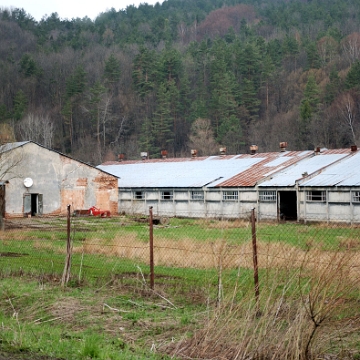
[
  {"xmin": 24, "ymin": 193, "xmax": 43, "ymax": 216},
  {"xmin": 278, "ymin": 191, "xmax": 297, "ymax": 220},
  {"xmin": 0, "ymin": 184, "xmax": 5, "ymax": 218}
]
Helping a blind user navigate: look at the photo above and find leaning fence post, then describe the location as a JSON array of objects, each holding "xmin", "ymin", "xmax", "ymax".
[
  {"xmin": 149, "ymin": 206, "xmax": 154, "ymax": 290},
  {"xmin": 251, "ymin": 208, "xmax": 260, "ymax": 314},
  {"xmin": 61, "ymin": 204, "xmax": 72, "ymax": 287}
]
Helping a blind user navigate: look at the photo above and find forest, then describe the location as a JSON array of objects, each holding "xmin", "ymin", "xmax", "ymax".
[{"xmin": 0, "ymin": 0, "xmax": 360, "ymax": 164}]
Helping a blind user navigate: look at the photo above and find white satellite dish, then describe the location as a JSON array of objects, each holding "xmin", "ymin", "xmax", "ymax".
[{"xmin": 23, "ymin": 177, "xmax": 33, "ymax": 188}]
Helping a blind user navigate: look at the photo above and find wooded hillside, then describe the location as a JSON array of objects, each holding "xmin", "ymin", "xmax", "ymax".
[{"xmin": 0, "ymin": 0, "xmax": 360, "ymax": 163}]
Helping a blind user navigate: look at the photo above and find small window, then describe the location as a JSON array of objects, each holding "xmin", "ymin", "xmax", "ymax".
[
  {"xmin": 134, "ymin": 191, "xmax": 144, "ymax": 200},
  {"xmin": 306, "ymin": 191, "xmax": 326, "ymax": 202},
  {"xmin": 161, "ymin": 191, "xmax": 173, "ymax": 200},
  {"xmin": 223, "ymin": 191, "xmax": 238, "ymax": 201},
  {"xmin": 259, "ymin": 191, "xmax": 276, "ymax": 202},
  {"xmin": 191, "ymin": 191, "xmax": 204, "ymax": 201},
  {"xmin": 352, "ymin": 191, "xmax": 360, "ymax": 203}
]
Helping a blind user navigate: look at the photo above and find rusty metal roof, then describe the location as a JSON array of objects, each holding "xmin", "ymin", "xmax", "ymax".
[
  {"xmin": 259, "ymin": 149, "xmax": 351, "ymax": 187},
  {"xmin": 98, "ymin": 150, "xmax": 318, "ymax": 188},
  {"xmin": 214, "ymin": 151, "xmax": 313, "ymax": 187}
]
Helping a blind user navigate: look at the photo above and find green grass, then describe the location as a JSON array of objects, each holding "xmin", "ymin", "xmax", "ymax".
[
  {"xmin": 0, "ymin": 270, "xmax": 214, "ymax": 360},
  {"xmin": 1, "ymin": 213, "xmax": 360, "ymax": 360}
]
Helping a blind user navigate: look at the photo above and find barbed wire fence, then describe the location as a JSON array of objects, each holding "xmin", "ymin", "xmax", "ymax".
[{"xmin": 1, "ymin": 205, "xmax": 360, "ymax": 303}]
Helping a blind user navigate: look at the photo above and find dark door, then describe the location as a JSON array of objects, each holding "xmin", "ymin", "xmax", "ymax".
[
  {"xmin": 24, "ymin": 193, "xmax": 43, "ymax": 216},
  {"xmin": 0, "ymin": 184, "xmax": 5, "ymax": 218},
  {"xmin": 279, "ymin": 191, "xmax": 297, "ymax": 220}
]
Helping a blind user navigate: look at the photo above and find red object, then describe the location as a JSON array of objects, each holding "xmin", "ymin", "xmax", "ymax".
[{"xmin": 89, "ymin": 206, "xmax": 111, "ymax": 217}]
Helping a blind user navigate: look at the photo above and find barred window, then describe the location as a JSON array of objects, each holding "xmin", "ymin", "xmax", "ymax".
[
  {"xmin": 306, "ymin": 191, "xmax": 326, "ymax": 202},
  {"xmin": 259, "ymin": 191, "xmax": 276, "ymax": 202},
  {"xmin": 223, "ymin": 191, "xmax": 238, "ymax": 201},
  {"xmin": 161, "ymin": 191, "xmax": 173, "ymax": 200},
  {"xmin": 191, "ymin": 191, "xmax": 204, "ymax": 201},
  {"xmin": 133, "ymin": 191, "xmax": 144, "ymax": 200},
  {"xmin": 352, "ymin": 191, "xmax": 360, "ymax": 203}
]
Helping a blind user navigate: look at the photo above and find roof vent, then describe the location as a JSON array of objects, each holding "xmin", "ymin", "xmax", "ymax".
[
  {"xmin": 250, "ymin": 145, "xmax": 258, "ymax": 155},
  {"xmin": 191, "ymin": 149, "xmax": 197, "ymax": 158},
  {"xmin": 140, "ymin": 152, "xmax": 148, "ymax": 160},
  {"xmin": 118, "ymin": 153, "xmax": 125, "ymax": 161},
  {"xmin": 279, "ymin": 142, "xmax": 288, "ymax": 152},
  {"xmin": 314, "ymin": 146, "xmax": 321, "ymax": 154},
  {"xmin": 351, "ymin": 145, "xmax": 357, "ymax": 152},
  {"xmin": 219, "ymin": 147, "xmax": 226, "ymax": 156},
  {"xmin": 161, "ymin": 149, "xmax": 168, "ymax": 159}
]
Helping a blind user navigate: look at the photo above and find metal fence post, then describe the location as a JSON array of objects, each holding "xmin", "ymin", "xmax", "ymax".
[
  {"xmin": 251, "ymin": 208, "xmax": 260, "ymax": 314},
  {"xmin": 149, "ymin": 206, "xmax": 154, "ymax": 290}
]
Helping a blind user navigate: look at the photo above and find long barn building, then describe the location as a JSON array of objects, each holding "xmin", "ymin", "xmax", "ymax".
[{"xmin": 98, "ymin": 145, "xmax": 360, "ymax": 223}]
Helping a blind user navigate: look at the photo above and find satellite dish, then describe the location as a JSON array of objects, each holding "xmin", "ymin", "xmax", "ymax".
[{"xmin": 23, "ymin": 177, "xmax": 33, "ymax": 188}]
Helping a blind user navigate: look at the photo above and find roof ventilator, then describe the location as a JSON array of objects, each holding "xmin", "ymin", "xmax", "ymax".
[
  {"xmin": 118, "ymin": 153, "xmax": 125, "ymax": 162},
  {"xmin": 314, "ymin": 147, "xmax": 321, "ymax": 155},
  {"xmin": 279, "ymin": 142, "xmax": 288, "ymax": 152},
  {"xmin": 351, "ymin": 145, "xmax": 357, "ymax": 152},
  {"xmin": 191, "ymin": 149, "xmax": 197, "ymax": 158},
  {"xmin": 219, "ymin": 147, "xmax": 226, "ymax": 156},
  {"xmin": 250, "ymin": 145, "xmax": 258, "ymax": 155},
  {"xmin": 141, "ymin": 152, "xmax": 148, "ymax": 160},
  {"xmin": 161, "ymin": 150, "xmax": 168, "ymax": 159}
]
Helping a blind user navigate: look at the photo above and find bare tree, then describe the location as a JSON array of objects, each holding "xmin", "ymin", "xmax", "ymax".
[
  {"xmin": 188, "ymin": 118, "xmax": 218, "ymax": 156},
  {"xmin": 0, "ymin": 143, "xmax": 25, "ymax": 230},
  {"xmin": 341, "ymin": 32, "xmax": 360, "ymax": 66},
  {"xmin": 334, "ymin": 92, "xmax": 358, "ymax": 145},
  {"xmin": 17, "ymin": 112, "xmax": 54, "ymax": 148}
]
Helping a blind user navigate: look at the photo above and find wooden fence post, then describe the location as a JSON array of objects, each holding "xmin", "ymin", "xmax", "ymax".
[
  {"xmin": 61, "ymin": 204, "xmax": 72, "ymax": 287},
  {"xmin": 251, "ymin": 208, "xmax": 260, "ymax": 314},
  {"xmin": 149, "ymin": 206, "xmax": 154, "ymax": 290}
]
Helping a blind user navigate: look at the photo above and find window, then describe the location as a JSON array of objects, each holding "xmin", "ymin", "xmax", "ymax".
[
  {"xmin": 306, "ymin": 191, "xmax": 326, "ymax": 202},
  {"xmin": 259, "ymin": 191, "xmax": 276, "ymax": 202},
  {"xmin": 161, "ymin": 191, "xmax": 173, "ymax": 200},
  {"xmin": 352, "ymin": 191, "xmax": 360, "ymax": 203},
  {"xmin": 223, "ymin": 191, "xmax": 238, "ymax": 201},
  {"xmin": 133, "ymin": 191, "xmax": 144, "ymax": 200},
  {"xmin": 191, "ymin": 191, "xmax": 204, "ymax": 201}
]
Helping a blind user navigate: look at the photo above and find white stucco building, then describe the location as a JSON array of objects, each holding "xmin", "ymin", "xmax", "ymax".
[{"xmin": 0, "ymin": 141, "xmax": 118, "ymax": 218}]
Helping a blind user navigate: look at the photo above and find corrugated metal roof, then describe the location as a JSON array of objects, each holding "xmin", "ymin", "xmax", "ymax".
[
  {"xmin": 0, "ymin": 141, "xmax": 29, "ymax": 153},
  {"xmin": 98, "ymin": 151, "xmax": 314, "ymax": 188},
  {"xmin": 98, "ymin": 156, "xmax": 263, "ymax": 188},
  {"xmin": 215, "ymin": 151, "xmax": 313, "ymax": 187},
  {"xmin": 298, "ymin": 151, "xmax": 360, "ymax": 187},
  {"xmin": 259, "ymin": 150, "xmax": 350, "ymax": 187}
]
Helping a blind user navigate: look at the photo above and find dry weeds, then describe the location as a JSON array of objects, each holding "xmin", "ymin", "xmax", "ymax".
[
  {"xmin": 166, "ymin": 249, "xmax": 360, "ymax": 360},
  {"xmin": 71, "ymin": 235, "xmax": 360, "ymax": 277}
]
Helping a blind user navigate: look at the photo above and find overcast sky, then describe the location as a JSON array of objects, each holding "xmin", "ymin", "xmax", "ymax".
[{"xmin": 1, "ymin": 0, "xmax": 164, "ymax": 21}]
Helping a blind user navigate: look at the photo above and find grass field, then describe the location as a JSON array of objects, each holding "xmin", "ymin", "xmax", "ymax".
[{"xmin": 1, "ymin": 216, "xmax": 360, "ymax": 359}]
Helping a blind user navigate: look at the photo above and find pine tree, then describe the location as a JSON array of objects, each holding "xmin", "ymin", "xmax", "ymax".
[
  {"xmin": 12, "ymin": 90, "xmax": 28, "ymax": 121},
  {"xmin": 104, "ymin": 54, "xmax": 121, "ymax": 87},
  {"xmin": 152, "ymin": 82, "xmax": 174, "ymax": 155},
  {"xmin": 345, "ymin": 61, "xmax": 360, "ymax": 90},
  {"xmin": 325, "ymin": 67, "xmax": 341, "ymax": 104},
  {"xmin": 299, "ymin": 74, "xmax": 320, "ymax": 148},
  {"xmin": 89, "ymin": 81, "xmax": 107, "ymax": 158},
  {"xmin": 132, "ymin": 47, "xmax": 157, "ymax": 97}
]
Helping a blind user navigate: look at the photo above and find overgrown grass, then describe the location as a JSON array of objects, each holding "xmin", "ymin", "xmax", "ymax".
[{"xmin": 1, "ymin": 216, "xmax": 360, "ymax": 359}]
